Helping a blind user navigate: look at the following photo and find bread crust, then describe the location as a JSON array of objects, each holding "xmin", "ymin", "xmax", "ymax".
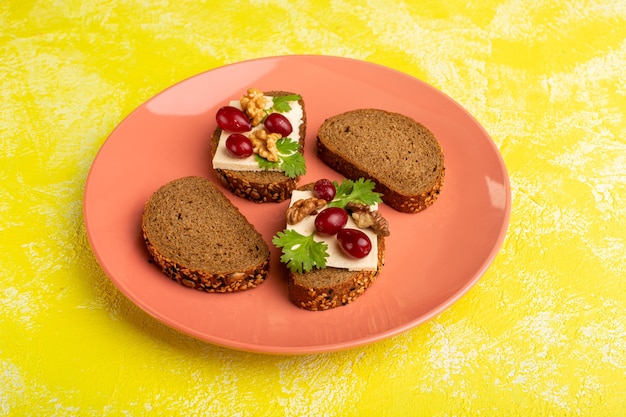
[
  {"xmin": 143, "ymin": 237, "xmax": 269, "ymax": 293},
  {"xmin": 317, "ymin": 109, "xmax": 445, "ymax": 213},
  {"xmin": 141, "ymin": 176, "xmax": 270, "ymax": 293},
  {"xmin": 210, "ymin": 90, "xmax": 306, "ymax": 203}
]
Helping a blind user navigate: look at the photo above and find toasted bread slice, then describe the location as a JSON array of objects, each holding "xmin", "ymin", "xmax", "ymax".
[
  {"xmin": 210, "ymin": 90, "xmax": 306, "ymax": 203},
  {"xmin": 317, "ymin": 109, "xmax": 444, "ymax": 213},
  {"xmin": 284, "ymin": 183, "xmax": 386, "ymax": 311},
  {"xmin": 141, "ymin": 176, "xmax": 270, "ymax": 292}
]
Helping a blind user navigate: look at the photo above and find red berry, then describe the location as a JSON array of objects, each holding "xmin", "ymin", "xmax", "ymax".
[
  {"xmin": 313, "ymin": 179, "xmax": 336, "ymax": 202},
  {"xmin": 216, "ymin": 106, "xmax": 251, "ymax": 133},
  {"xmin": 264, "ymin": 113, "xmax": 293, "ymax": 137},
  {"xmin": 337, "ymin": 228, "xmax": 372, "ymax": 258},
  {"xmin": 225, "ymin": 134, "xmax": 253, "ymax": 158},
  {"xmin": 314, "ymin": 207, "xmax": 348, "ymax": 235}
]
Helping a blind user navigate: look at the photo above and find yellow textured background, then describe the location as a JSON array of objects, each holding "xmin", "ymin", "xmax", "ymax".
[{"xmin": 2, "ymin": 1, "xmax": 625, "ymax": 415}]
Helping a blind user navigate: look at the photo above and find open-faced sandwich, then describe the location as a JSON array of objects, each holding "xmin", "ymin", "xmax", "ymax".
[
  {"xmin": 211, "ymin": 88, "xmax": 306, "ymax": 203},
  {"xmin": 141, "ymin": 176, "xmax": 270, "ymax": 292},
  {"xmin": 273, "ymin": 178, "xmax": 390, "ymax": 311},
  {"xmin": 317, "ymin": 109, "xmax": 445, "ymax": 213}
]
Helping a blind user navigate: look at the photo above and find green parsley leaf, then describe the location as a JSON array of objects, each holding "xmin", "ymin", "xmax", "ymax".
[
  {"xmin": 275, "ymin": 137, "xmax": 300, "ymax": 154},
  {"xmin": 255, "ymin": 154, "xmax": 278, "ymax": 171},
  {"xmin": 254, "ymin": 137, "xmax": 306, "ymax": 179},
  {"xmin": 272, "ymin": 230, "xmax": 328, "ymax": 274},
  {"xmin": 271, "ymin": 94, "xmax": 302, "ymax": 113},
  {"xmin": 327, "ymin": 178, "xmax": 382, "ymax": 209},
  {"xmin": 279, "ymin": 149, "xmax": 306, "ymax": 179}
]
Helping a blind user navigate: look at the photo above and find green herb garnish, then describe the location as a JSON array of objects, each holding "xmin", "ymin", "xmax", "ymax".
[
  {"xmin": 327, "ymin": 178, "xmax": 382, "ymax": 209},
  {"xmin": 255, "ymin": 137, "xmax": 306, "ymax": 179},
  {"xmin": 272, "ymin": 230, "xmax": 328, "ymax": 274},
  {"xmin": 270, "ymin": 94, "xmax": 302, "ymax": 113}
]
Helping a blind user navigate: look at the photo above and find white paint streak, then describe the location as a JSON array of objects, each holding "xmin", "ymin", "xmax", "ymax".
[
  {"xmin": 1, "ymin": 359, "xmax": 25, "ymax": 415},
  {"xmin": 276, "ymin": 354, "xmax": 363, "ymax": 417},
  {"xmin": 425, "ymin": 321, "xmax": 482, "ymax": 387},
  {"xmin": 578, "ymin": 299, "xmax": 626, "ymax": 369},
  {"xmin": 1, "ymin": 287, "xmax": 38, "ymax": 330}
]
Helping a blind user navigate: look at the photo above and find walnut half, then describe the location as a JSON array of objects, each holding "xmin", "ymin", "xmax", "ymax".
[
  {"xmin": 287, "ymin": 198, "xmax": 327, "ymax": 225},
  {"xmin": 240, "ymin": 88, "xmax": 268, "ymax": 126},
  {"xmin": 346, "ymin": 202, "xmax": 390, "ymax": 237},
  {"xmin": 249, "ymin": 129, "xmax": 280, "ymax": 162}
]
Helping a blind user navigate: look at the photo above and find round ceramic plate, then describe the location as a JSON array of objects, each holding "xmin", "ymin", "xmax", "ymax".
[{"xmin": 84, "ymin": 55, "xmax": 511, "ymax": 354}]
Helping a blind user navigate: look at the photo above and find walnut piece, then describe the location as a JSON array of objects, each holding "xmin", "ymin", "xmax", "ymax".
[
  {"xmin": 346, "ymin": 202, "xmax": 390, "ymax": 237},
  {"xmin": 240, "ymin": 88, "xmax": 268, "ymax": 126},
  {"xmin": 351, "ymin": 210, "xmax": 375, "ymax": 229},
  {"xmin": 249, "ymin": 129, "xmax": 281, "ymax": 162},
  {"xmin": 287, "ymin": 198, "xmax": 327, "ymax": 225}
]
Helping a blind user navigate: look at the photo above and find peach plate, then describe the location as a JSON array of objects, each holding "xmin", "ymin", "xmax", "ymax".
[{"xmin": 84, "ymin": 55, "xmax": 511, "ymax": 354}]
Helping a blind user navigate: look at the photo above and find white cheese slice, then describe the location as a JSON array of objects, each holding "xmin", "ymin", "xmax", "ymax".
[
  {"xmin": 287, "ymin": 190, "xmax": 379, "ymax": 271},
  {"xmin": 212, "ymin": 97, "xmax": 303, "ymax": 171}
]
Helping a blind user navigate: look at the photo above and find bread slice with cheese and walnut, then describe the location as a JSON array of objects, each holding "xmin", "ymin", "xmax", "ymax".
[
  {"xmin": 141, "ymin": 176, "xmax": 270, "ymax": 292},
  {"xmin": 211, "ymin": 89, "xmax": 306, "ymax": 203},
  {"xmin": 273, "ymin": 180, "xmax": 389, "ymax": 311},
  {"xmin": 317, "ymin": 108, "xmax": 444, "ymax": 213}
]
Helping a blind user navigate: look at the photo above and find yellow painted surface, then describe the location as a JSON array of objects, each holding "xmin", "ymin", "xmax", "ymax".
[{"xmin": 1, "ymin": 0, "xmax": 625, "ymax": 415}]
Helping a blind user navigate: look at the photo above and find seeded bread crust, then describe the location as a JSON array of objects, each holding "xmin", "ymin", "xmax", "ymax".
[
  {"xmin": 141, "ymin": 176, "xmax": 270, "ymax": 293},
  {"xmin": 317, "ymin": 109, "xmax": 445, "ymax": 213},
  {"xmin": 286, "ymin": 183, "xmax": 386, "ymax": 311},
  {"xmin": 211, "ymin": 90, "xmax": 306, "ymax": 203}
]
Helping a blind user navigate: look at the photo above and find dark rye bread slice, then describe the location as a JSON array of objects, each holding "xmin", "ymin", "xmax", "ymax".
[
  {"xmin": 210, "ymin": 90, "xmax": 306, "ymax": 203},
  {"xmin": 141, "ymin": 176, "xmax": 270, "ymax": 292},
  {"xmin": 317, "ymin": 109, "xmax": 445, "ymax": 213},
  {"xmin": 286, "ymin": 183, "xmax": 385, "ymax": 311}
]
